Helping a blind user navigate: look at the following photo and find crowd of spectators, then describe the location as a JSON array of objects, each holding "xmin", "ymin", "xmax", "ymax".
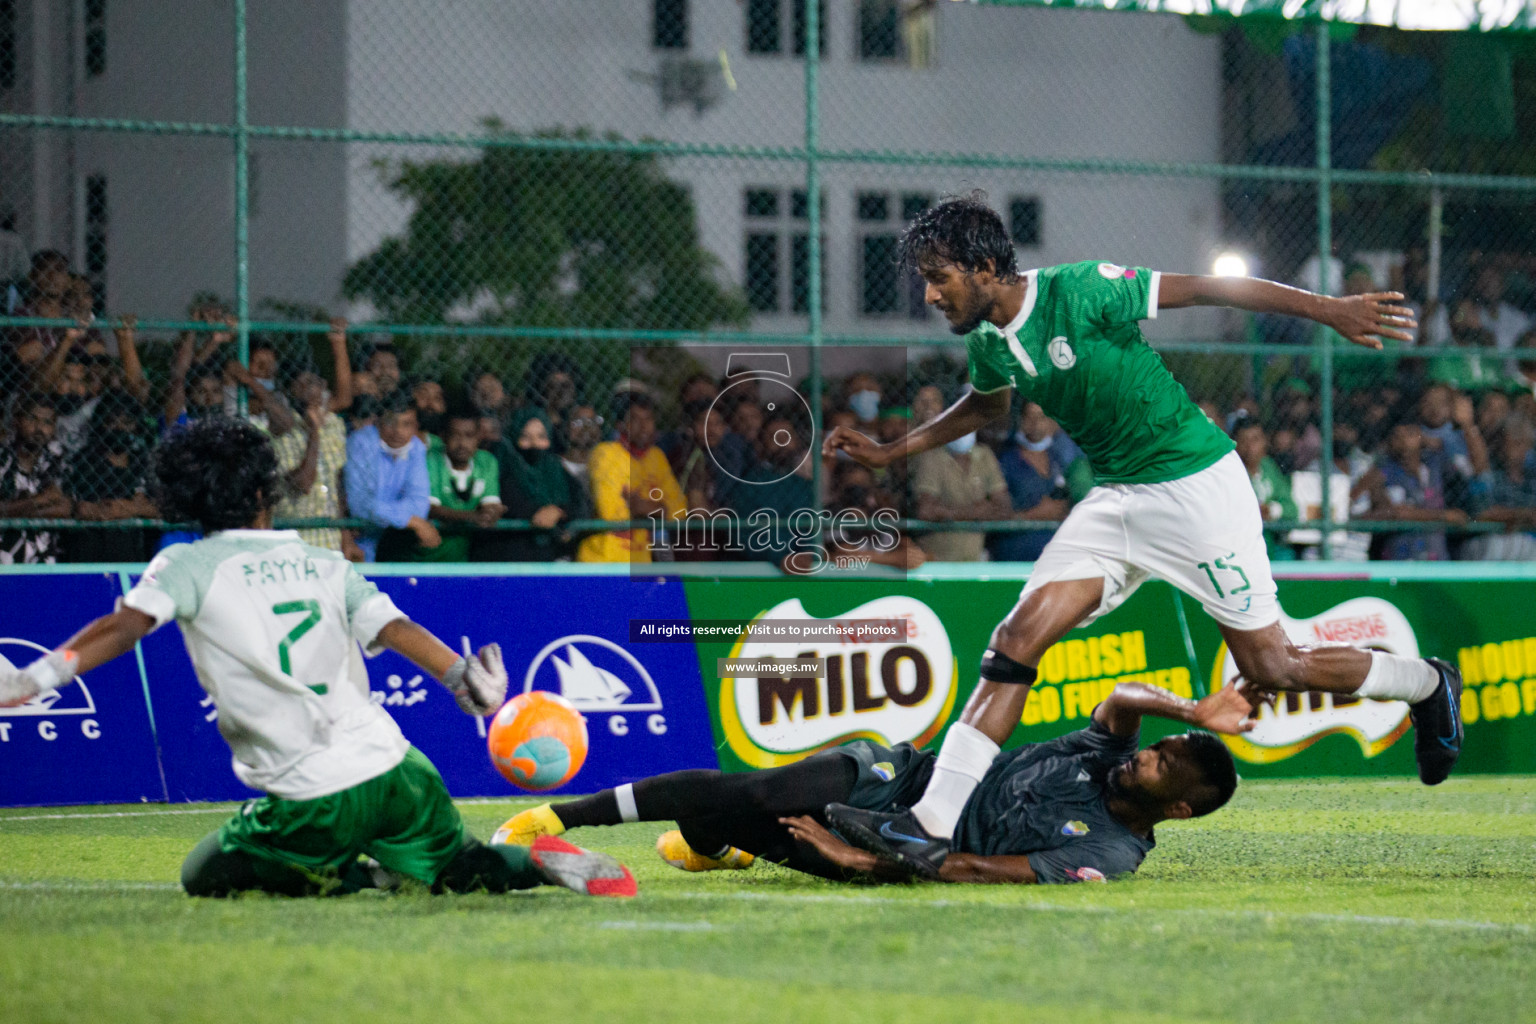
[{"xmin": 4, "ymin": 246, "xmax": 1536, "ymax": 569}]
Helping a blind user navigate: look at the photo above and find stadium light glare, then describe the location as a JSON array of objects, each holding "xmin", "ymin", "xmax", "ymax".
[{"xmin": 1212, "ymin": 252, "xmax": 1250, "ymax": 278}]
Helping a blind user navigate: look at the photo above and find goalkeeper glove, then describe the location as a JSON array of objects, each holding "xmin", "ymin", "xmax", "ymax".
[
  {"xmin": 0, "ymin": 649, "xmax": 79, "ymax": 708},
  {"xmin": 440, "ymin": 641, "xmax": 507, "ymax": 716}
]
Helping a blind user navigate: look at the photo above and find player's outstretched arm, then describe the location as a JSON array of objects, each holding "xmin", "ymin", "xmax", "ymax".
[
  {"xmin": 784, "ymin": 814, "xmax": 1041, "ymax": 884},
  {"xmin": 0, "ymin": 607, "xmax": 155, "ymax": 707},
  {"xmin": 1157, "ymin": 274, "xmax": 1415, "ymax": 350},
  {"xmin": 374, "ymin": 618, "xmax": 507, "ymax": 716},
  {"xmin": 1092, "ymin": 681, "xmax": 1260, "ymax": 738},
  {"xmin": 821, "ymin": 386, "xmax": 1010, "ymax": 469}
]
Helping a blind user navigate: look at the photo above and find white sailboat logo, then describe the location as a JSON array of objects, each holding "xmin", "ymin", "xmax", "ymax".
[
  {"xmin": 522, "ymin": 634, "xmax": 663, "ymax": 712},
  {"xmin": 552, "ymin": 644, "xmax": 632, "ymax": 706}
]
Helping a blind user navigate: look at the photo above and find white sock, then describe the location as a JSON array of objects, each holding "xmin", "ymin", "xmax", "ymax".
[
  {"xmin": 909, "ymin": 722, "xmax": 1000, "ymax": 839},
  {"xmin": 1353, "ymin": 652, "xmax": 1440, "ymax": 703},
  {"xmin": 614, "ymin": 783, "xmax": 639, "ymax": 823}
]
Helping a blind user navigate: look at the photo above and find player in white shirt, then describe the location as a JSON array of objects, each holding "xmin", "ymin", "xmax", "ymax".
[{"xmin": 0, "ymin": 417, "xmax": 635, "ymax": 898}]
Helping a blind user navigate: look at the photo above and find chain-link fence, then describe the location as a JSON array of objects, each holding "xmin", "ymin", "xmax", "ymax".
[{"xmin": 3, "ymin": 1, "xmax": 1536, "ymax": 566}]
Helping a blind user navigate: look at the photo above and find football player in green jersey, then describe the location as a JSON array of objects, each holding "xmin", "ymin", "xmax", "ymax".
[{"xmin": 822, "ymin": 193, "xmax": 1464, "ymax": 878}]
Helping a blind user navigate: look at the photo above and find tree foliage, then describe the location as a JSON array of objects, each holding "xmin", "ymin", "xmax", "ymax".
[{"xmin": 343, "ymin": 126, "xmax": 748, "ymax": 333}]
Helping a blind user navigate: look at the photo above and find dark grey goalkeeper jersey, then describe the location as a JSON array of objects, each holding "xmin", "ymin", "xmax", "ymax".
[{"xmin": 951, "ymin": 722, "xmax": 1154, "ymax": 883}]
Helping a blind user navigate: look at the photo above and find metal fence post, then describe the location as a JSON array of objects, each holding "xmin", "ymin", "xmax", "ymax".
[
  {"xmin": 805, "ymin": 0, "xmax": 824, "ymax": 546},
  {"xmin": 1315, "ymin": 21, "xmax": 1334, "ymax": 560},
  {"xmin": 233, "ymin": 0, "xmax": 250, "ymax": 411}
]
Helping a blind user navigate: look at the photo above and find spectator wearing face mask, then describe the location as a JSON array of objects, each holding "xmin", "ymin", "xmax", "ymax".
[
  {"xmin": 493, "ymin": 408, "xmax": 580, "ymax": 562},
  {"xmin": 845, "ymin": 372, "xmax": 883, "ymax": 427},
  {"xmin": 64, "ymin": 389, "xmax": 159, "ymax": 563},
  {"xmin": 344, "ymin": 398, "xmax": 439, "ymax": 562},
  {"xmin": 912, "ymin": 426, "xmax": 1011, "ymax": 562},
  {"xmin": 991, "ymin": 402, "xmax": 1088, "ymax": 562},
  {"xmin": 221, "ymin": 338, "xmax": 295, "ymax": 436}
]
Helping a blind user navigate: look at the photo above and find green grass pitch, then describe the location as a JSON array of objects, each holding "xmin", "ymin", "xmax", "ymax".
[{"xmin": 2, "ymin": 776, "xmax": 1532, "ymax": 1024}]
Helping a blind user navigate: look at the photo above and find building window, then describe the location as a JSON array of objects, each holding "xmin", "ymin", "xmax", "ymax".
[
  {"xmin": 1009, "ymin": 196, "xmax": 1041, "ymax": 247},
  {"xmin": 84, "ymin": 0, "xmax": 106, "ymax": 79},
  {"xmin": 744, "ymin": 186, "xmax": 824, "ymax": 315},
  {"xmin": 858, "ymin": 0, "xmax": 899, "ymax": 60},
  {"xmin": 0, "ymin": 0, "xmax": 17, "ymax": 92},
  {"xmin": 748, "ymin": 0, "xmax": 827, "ymax": 57},
  {"xmin": 858, "ymin": 190, "xmax": 930, "ymax": 319},
  {"xmin": 747, "ymin": 0, "xmax": 781, "ymax": 54},
  {"xmin": 83, "ymin": 175, "xmax": 107, "ymax": 310},
  {"xmin": 654, "ymin": 0, "xmax": 688, "ymax": 50}
]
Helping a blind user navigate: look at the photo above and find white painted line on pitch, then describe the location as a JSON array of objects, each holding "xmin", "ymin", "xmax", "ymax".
[
  {"xmin": 0, "ymin": 878, "xmax": 1527, "ymax": 934},
  {"xmin": 662, "ymin": 890, "xmax": 1533, "ymax": 934},
  {"xmin": 0, "ymin": 807, "xmax": 234, "ymax": 823},
  {"xmin": 598, "ymin": 920, "xmax": 716, "ymax": 932}
]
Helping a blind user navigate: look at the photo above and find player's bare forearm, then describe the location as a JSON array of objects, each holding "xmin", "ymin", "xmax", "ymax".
[
  {"xmin": 900, "ymin": 388, "xmax": 1009, "ymax": 459},
  {"xmin": 1157, "ymin": 274, "xmax": 1414, "ymax": 350},
  {"xmin": 56, "ymin": 607, "xmax": 156, "ymax": 676},
  {"xmin": 375, "ymin": 618, "xmax": 460, "ymax": 681},
  {"xmin": 824, "ymin": 388, "xmax": 1009, "ymax": 468},
  {"xmin": 1092, "ymin": 681, "xmax": 1258, "ymax": 737},
  {"xmin": 779, "ymin": 815, "xmax": 918, "ymax": 882},
  {"xmin": 937, "ymin": 853, "xmax": 1039, "ymax": 885}
]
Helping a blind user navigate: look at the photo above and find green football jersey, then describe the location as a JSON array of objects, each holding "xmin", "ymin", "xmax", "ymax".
[
  {"xmin": 965, "ymin": 261, "xmax": 1234, "ymax": 485},
  {"xmin": 422, "ymin": 449, "xmax": 501, "ymax": 562}
]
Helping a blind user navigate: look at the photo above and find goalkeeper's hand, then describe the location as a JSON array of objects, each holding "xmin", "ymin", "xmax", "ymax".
[
  {"xmin": 440, "ymin": 641, "xmax": 507, "ymax": 716},
  {"xmin": 0, "ymin": 650, "xmax": 78, "ymax": 708}
]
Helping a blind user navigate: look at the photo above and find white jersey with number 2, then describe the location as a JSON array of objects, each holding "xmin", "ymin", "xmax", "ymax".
[{"xmin": 124, "ymin": 529, "xmax": 411, "ymax": 800}]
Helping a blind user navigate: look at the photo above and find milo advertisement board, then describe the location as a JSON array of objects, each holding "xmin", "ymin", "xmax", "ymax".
[
  {"xmin": 684, "ymin": 570, "xmax": 1536, "ymax": 777},
  {"xmin": 683, "ymin": 577, "xmax": 1204, "ymax": 773}
]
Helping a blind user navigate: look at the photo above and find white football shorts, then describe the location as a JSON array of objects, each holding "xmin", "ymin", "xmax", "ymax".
[{"xmin": 1021, "ymin": 450, "xmax": 1280, "ymax": 632}]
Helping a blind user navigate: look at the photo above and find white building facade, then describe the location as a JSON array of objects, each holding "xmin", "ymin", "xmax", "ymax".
[{"xmin": 1, "ymin": 0, "xmax": 1223, "ymax": 340}]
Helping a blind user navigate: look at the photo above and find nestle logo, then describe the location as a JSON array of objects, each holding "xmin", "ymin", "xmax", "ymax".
[{"xmin": 1310, "ymin": 614, "xmax": 1387, "ymax": 644}]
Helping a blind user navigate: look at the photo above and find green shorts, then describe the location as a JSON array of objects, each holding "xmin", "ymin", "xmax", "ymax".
[
  {"xmin": 837, "ymin": 740, "xmax": 936, "ymax": 813},
  {"xmin": 218, "ymin": 746, "xmax": 466, "ymax": 884}
]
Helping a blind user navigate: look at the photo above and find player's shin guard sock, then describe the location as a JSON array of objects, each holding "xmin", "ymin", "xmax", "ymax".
[
  {"xmin": 1353, "ymin": 652, "xmax": 1440, "ymax": 703},
  {"xmin": 908, "ymin": 722, "xmax": 1000, "ymax": 839},
  {"xmin": 550, "ymin": 790, "xmax": 621, "ymax": 829}
]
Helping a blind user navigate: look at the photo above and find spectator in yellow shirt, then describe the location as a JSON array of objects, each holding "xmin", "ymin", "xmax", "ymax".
[{"xmin": 576, "ymin": 393, "xmax": 685, "ymax": 563}]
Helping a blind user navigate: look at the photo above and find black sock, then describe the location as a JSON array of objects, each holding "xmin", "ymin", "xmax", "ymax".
[{"xmin": 551, "ymin": 790, "xmax": 621, "ymax": 829}]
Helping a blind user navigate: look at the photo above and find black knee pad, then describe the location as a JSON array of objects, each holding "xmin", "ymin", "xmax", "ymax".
[{"xmin": 979, "ymin": 649, "xmax": 1037, "ymax": 685}]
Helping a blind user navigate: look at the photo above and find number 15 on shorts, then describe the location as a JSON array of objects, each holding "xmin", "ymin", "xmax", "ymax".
[{"xmin": 1196, "ymin": 554, "xmax": 1251, "ymax": 601}]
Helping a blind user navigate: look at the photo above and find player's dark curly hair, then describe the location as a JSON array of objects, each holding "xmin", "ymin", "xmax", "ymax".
[
  {"xmin": 153, "ymin": 417, "xmax": 279, "ymax": 531},
  {"xmin": 1182, "ymin": 731, "xmax": 1239, "ymax": 817},
  {"xmin": 896, "ymin": 189, "xmax": 1020, "ymax": 282}
]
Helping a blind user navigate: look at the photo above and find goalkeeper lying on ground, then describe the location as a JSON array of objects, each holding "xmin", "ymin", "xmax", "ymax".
[
  {"xmin": 495, "ymin": 681, "xmax": 1259, "ymax": 884},
  {"xmin": 0, "ymin": 417, "xmax": 635, "ymax": 899}
]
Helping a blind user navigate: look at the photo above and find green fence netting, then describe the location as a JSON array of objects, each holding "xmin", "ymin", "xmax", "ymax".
[{"xmin": 2, "ymin": 1, "xmax": 1535, "ymax": 566}]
